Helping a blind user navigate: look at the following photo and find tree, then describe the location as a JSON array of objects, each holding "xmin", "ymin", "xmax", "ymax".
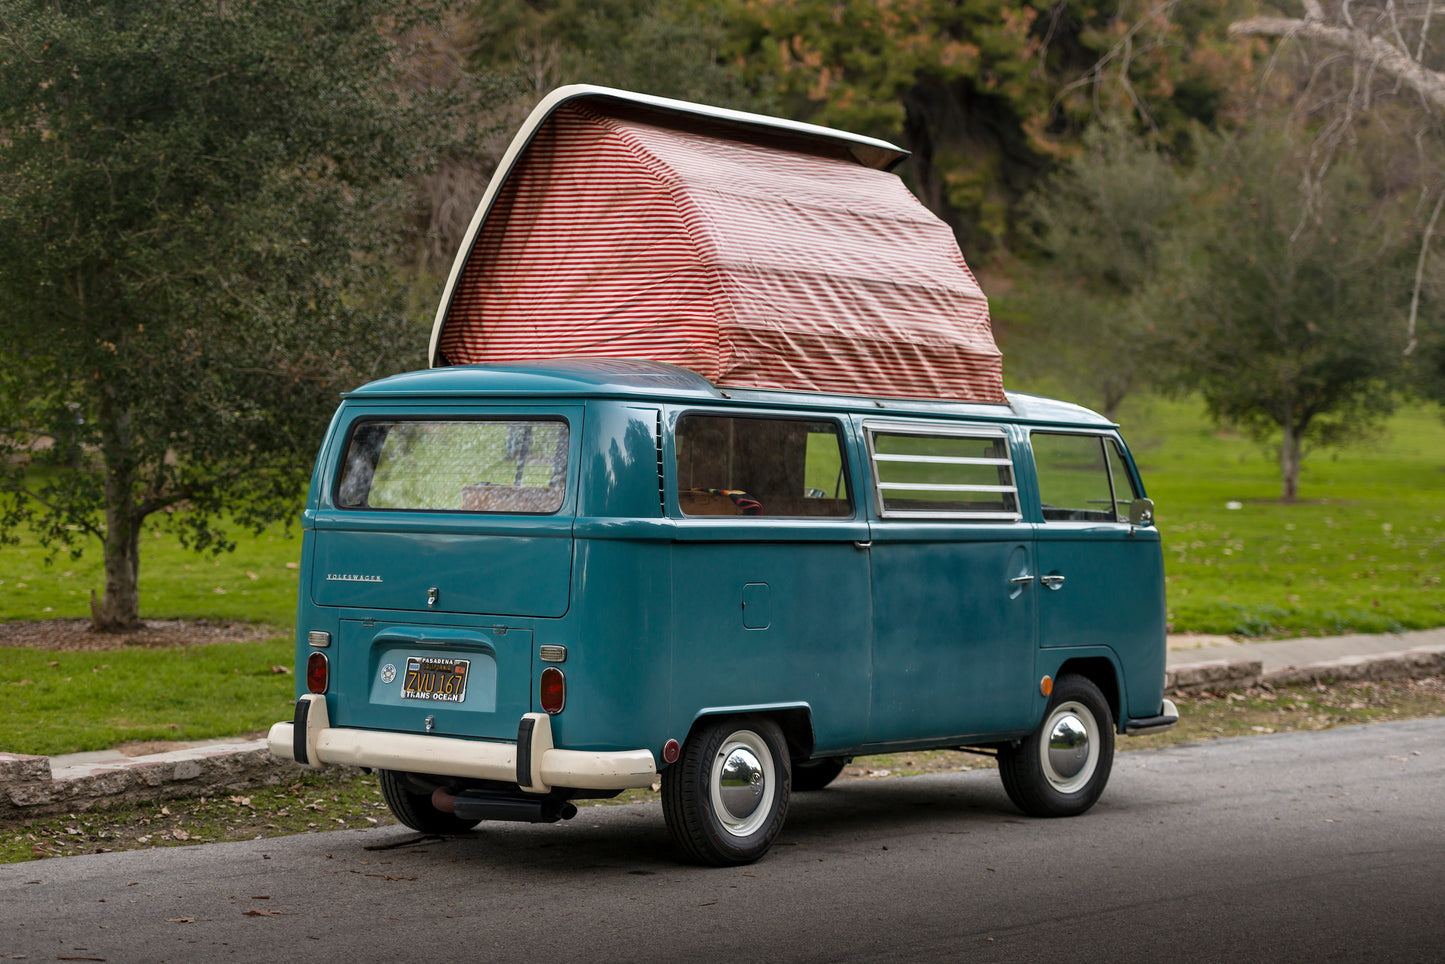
[
  {"xmin": 1151, "ymin": 128, "xmax": 1412, "ymax": 501},
  {"xmin": 1011, "ymin": 119, "xmax": 1188, "ymax": 418},
  {"xmin": 1228, "ymin": 1, "xmax": 1445, "ymax": 365},
  {"xmin": 0, "ymin": 0, "xmax": 449, "ymax": 630}
]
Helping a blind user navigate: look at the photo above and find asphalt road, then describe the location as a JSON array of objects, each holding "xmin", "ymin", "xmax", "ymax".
[{"xmin": 3, "ymin": 719, "xmax": 1443, "ymax": 964}]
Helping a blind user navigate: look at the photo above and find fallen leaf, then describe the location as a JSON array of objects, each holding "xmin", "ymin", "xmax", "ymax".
[
  {"xmin": 270, "ymin": 665, "xmax": 292, "ymax": 675},
  {"xmin": 243, "ymin": 909, "xmax": 285, "ymax": 917},
  {"xmin": 167, "ymin": 917, "xmax": 194, "ymax": 924}
]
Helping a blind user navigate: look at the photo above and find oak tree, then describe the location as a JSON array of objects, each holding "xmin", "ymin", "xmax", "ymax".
[
  {"xmin": 0, "ymin": 0, "xmax": 447, "ymax": 629},
  {"xmin": 1151, "ymin": 128, "xmax": 1412, "ymax": 502}
]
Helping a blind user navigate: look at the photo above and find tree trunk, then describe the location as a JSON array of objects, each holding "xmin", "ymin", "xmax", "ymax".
[
  {"xmin": 90, "ymin": 497, "xmax": 143, "ymax": 632},
  {"xmin": 1279, "ymin": 425, "xmax": 1302, "ymax": 504},
  {"xmin": 91, "ymin": 388, "xmax": 144, "ymax": 632}
]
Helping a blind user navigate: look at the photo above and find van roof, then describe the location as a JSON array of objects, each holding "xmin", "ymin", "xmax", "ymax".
[{"xmin": 343, "ymin": 359, "xmax": 1113, "ymax": 428}]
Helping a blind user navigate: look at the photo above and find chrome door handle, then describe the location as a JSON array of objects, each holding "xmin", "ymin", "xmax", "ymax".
[
  {"xmin": 1010, "ymin": 574, "xmax": 1035, "ymax": 585},
  {"xmin": 1040, "ymin": 574, "xmax": 1066, "ymax": 590},
  {"xmin": 853, "ymin": 540, "xmax": 872, "ymax": 551}
]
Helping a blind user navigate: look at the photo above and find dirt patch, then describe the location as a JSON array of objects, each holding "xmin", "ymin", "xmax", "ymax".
[{"xmin": 0, "ymin": 618, "xmax": 286, "ymax": 651}]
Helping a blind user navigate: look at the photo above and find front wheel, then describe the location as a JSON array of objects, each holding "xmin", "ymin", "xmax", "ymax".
[
  {"xmin": 662, "ymin": 717, "xmax": 791, "ymax": 866},
  {"xmin": 998, "ymin": 675, "xmax": 1114, "ymax": 818}
]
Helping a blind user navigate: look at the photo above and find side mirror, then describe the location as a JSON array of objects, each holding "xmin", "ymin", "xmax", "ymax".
[{"xmin": 1128, "ymin": 498, "xmax": 1155, "ymax": 528}]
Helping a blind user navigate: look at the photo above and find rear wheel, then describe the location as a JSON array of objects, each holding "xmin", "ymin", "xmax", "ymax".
[
  {"xmin": 792, "ymin": 757, "xmax": 847, "ymax": 792},
  {"xmin": 998, "ymin": 675, "xmax": 1114, "ymax": 818},
  {"xmin": 662, "ymin": 717, "xmax": 790, "ymax": 866},
  {"xmin": 378, "ymin": 770, "xmax": 481, "ymax": 834}
]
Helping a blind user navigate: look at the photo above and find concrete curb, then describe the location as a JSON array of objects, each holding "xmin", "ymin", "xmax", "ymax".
[{"xmin": 3, "ymin": 645, "xmax": 1442, "ymax": 822}]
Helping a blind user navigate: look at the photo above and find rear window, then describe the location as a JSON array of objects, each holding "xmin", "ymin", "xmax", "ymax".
[{"xmin": 335, "ymin": 419, "xmax": 569, "ymax": 514}]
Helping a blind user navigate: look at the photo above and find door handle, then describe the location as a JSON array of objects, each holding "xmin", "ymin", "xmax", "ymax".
[
  {"xmin": 1040, "ymin": 574, "xmax": 1066, "ymax": 590},
  {"xmin": 1009, "ymin": 574, "xmax": 1035, "ymax": 585},
  {"xmin": 853, "ymin": 541, "xmax": 872, "ymax": 551}
]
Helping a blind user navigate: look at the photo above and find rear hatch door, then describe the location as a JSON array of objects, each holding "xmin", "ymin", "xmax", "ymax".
[{"xmin": 307, "ymin": 408, "xmax": 579, "ymax": 741}]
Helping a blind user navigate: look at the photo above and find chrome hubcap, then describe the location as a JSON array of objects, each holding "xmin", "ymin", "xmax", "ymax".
[
  {"xmin": 718, "ymin": 747, "xmax": 764, "ymax": 820},
  {"xmin": 710, "ymin": 730, "xmax": 775, "ymax": 838},
  {"xmin": 1040, "ymin": 700, "xmax": 1098, "ymax": 794},
  {"xmin": 1047, "ymin": 713, "xmax": 1089, "ymax": 779}
]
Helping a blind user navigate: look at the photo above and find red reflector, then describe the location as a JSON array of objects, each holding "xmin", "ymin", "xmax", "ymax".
[
  {"xmin": 306, "ymin": 652, "xmax": 329, "ymax": 694},
  {"xmin": 539, "ymin": 667, "xmax": 565, "ymax": 715}
]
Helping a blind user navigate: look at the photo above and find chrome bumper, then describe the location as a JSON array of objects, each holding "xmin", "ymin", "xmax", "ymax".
[{"xmin": 267, "ymin": 695, "xmax": 657, "ymax": 794}]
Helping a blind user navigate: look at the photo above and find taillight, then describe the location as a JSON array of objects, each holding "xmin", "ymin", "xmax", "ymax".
[
  {"xmin": 306, "ymin": 652, "xmax": 329, "ymax": 694},
  {"xmin": 539, "ymin": 667, "xmax": 565, "ymax": 715}
]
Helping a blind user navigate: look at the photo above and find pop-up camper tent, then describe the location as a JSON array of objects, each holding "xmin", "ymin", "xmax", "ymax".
[{"xmin": 428, "ymin": 86, "xmax": 1005, "ymax": 404}]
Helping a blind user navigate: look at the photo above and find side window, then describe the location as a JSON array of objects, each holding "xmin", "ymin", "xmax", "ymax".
[
  {"xmin": 335, "ymin": 419, "xmax": 569, "ymax": 514},
  {"xmin": 674, "ymin": 415, "xmax": 851, "ymax": 518},
  {"xmin": 866, "ymin": 425, "xmax": 1020, "ymax": 521},
  {"xmin": 1031, "ymin": 433, "xmax": 1132, "ymax": 523}
]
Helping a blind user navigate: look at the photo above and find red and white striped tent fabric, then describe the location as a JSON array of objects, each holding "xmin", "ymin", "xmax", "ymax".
[{"xmin": 429, "ymin": 86, "xmax": 1005, "ymax": 404}]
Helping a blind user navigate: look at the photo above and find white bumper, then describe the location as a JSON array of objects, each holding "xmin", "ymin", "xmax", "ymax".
[{"xmin": 268, "ymin": 695, "xmax": 656, "ymax": 794}]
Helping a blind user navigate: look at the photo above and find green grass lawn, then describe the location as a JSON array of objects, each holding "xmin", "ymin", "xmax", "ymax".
[
  {"xmin": 1, "ymin": 518, "xmax": 302, "ymax": 755},
  {"xmin": 0, "ymin": 520, "xmax": 301, "ymax": 625},
  {"xmin": 0, "ymin": 639, "xmax": 296, "ymax": 755},
  {"xmin": 1, "ymin": 394, "xmax": 1442, "ymax": 755},
  {"xmin": 1119, "ymin": 396, "xmax": 1445, "ymax": 637}
]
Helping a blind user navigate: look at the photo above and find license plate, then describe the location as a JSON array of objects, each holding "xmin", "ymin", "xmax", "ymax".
[{"xmin": 401, "ymin": 657, "xmax": 470, "ymax": 703}]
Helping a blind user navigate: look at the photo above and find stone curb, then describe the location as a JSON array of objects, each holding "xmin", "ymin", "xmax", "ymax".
[
  {"xmin": 1164, "ymin": 644, "xmax": 1445, "ymax": 694},
  {"xmin": 1260, "ymin": 645, "xmax": 1445, "ymax": 688},
  {"xmin": 1165, "ymin": 658, "xmax": 1264, "ymax": 694},
  {"xmin": 1, "ymin": 741, "xmax": 301, "ymax": 822},
  {"xmin": 3, "ymin": 646, "xmax": 1442, "ymax": 822}
]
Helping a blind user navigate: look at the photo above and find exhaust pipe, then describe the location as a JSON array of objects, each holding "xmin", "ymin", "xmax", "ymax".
[{"xmin": 432, "ymin": 787, "xmax": 578, "ymax": 824}]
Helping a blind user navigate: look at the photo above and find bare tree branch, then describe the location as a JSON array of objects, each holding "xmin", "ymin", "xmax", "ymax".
[
  {"xmin": 1229, "ymin": 15, "xmax": 1445, "ymax": 110},
  {"xmin": 1406, "ymin": 187, "xmax": 1444, "ymax": 355}
]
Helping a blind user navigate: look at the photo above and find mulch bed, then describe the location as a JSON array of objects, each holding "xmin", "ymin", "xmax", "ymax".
[{"xmin": 0, "ymin": 618, "xmax": 285, "ymax": 651}]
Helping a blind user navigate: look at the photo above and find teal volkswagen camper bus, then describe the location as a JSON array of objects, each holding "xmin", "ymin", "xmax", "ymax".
[{"xmin": 268, "ymin": 87, "xmax": 1177, "ymax": 865}]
